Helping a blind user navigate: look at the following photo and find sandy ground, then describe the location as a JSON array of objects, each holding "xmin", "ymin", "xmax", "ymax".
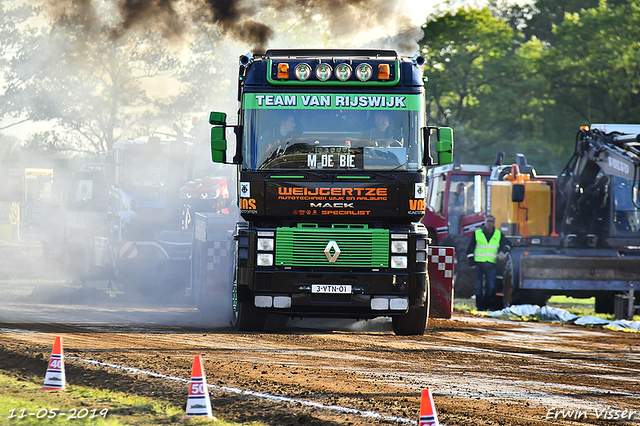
[{"xmin": 0, "ymin": 285, "xmax": 639, "ymax": 425}]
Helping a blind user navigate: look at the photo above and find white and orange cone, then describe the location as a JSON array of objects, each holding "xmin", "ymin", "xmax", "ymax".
[
  {"xmin": 39, "ymin": 336, "xmax": 66, "ymax": 391},
  {"xmin": 182, "ymin": 355, "xmax": 214, "ymax": 420},
  {"xmin": 418, "ymin": 388, "xmax": 439, "ymax": 426}
]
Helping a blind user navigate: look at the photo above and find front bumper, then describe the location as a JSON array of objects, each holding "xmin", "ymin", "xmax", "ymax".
[{"xmin": 238, "ymin": 268, "xmax": 427, "ymax": 318}]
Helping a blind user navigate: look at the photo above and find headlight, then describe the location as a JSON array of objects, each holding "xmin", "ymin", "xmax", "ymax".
[
  {"xmin": 316, "ymin": 64, "xmax": 332, "ymax": 81},
  {"xmin": 391, "ymin": 256, "xmax": 408, "ymax": 269},
  {"xmin": 257, "ymin": 253, "xmax": 273, "ymax": 266},
  {"xmin": 295, "ymin": 63, "xmax": 312, "ymax": 81},
  {"xmin": 257, "ymin": 238, "xmax": 274, "ymax": 251},
  {"xmin": 335, "ymin": 63, "xmax": 352, "ymax": 81},
  {"xmin": 355, "ymin": 63, "xmax": 373, "ymax": 81},
  {"xmin": 391, "ymin": 240, "xmax": 408, "ymax": 253}
]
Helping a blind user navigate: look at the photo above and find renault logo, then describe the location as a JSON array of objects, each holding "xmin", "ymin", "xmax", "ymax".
[{"xmin": 324, "ymin": 240, "xmax": 341, "ymax": 263}]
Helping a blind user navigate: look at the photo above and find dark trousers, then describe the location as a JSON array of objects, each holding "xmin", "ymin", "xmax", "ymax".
[{"xmin": 474, "ymin": 262, "xmax": 496, "ymax": 311}]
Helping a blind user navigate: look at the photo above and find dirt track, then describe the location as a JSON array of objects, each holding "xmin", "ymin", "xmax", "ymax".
[{"xmin": 1, "ymin": 296, "xmax": 639, "ymax": 426}]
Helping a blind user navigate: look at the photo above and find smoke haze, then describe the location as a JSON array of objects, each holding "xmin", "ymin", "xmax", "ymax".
[
  {"xmin": 0, "ymin": 0, "xmax": 436, "ymax": 328},
  {"xmin": 40, "ymin": 0, "xmax": 429, "ymax": 53}
]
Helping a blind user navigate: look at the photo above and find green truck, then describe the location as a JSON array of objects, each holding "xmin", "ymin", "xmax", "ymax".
[{"xmin": 197, "ymin": 49, "xmax": 454, "ymax": 335}]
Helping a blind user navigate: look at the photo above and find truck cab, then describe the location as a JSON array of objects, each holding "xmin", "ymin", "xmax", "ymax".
[
  {"xmin": 204, "ymin": 49, "xmax": 454, "ymax": 334},
  {"xmin": 423, "ymin": 163, "xmax": 491, "ymax": 243}
]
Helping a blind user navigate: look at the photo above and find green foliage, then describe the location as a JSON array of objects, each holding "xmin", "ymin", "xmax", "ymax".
[
  {"xmin": 498, "ymin": 0, "xmax": 602, "ymax": 44},
  {"xmin": 421, "ymin": 7, "xmax": 517, "ymax": 127},
  {"xmin": 542, "ymin": 1, "xmax": 640, "ymax": 124},
  {"xmin": 419, "ymin": 0, "xmax": 640, "ymax": 174},
  {"xmin": 420, "ymin": 5, "xmax": 570, "ymax": 173}
]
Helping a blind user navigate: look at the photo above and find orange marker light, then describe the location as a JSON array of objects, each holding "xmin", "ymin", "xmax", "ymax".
[
  {"xmin": 378, "ymin": 64, "xmax": 390, "ymax": 80},
  {"xmin": 277, "ymin": 63, "xmax": 289, "ymax": 79}
]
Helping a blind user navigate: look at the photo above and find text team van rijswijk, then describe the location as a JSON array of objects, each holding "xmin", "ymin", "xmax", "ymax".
[{"xmin": 253, "ymin": 94, "xmax": 409, "ymax": 108}]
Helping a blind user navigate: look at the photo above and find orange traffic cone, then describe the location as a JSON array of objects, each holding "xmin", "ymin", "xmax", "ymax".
[
  {"xmin": 39, "ymin": 336, "xmax": 65, "ymax": 391},
  {"xmin": 418, "ymin": 388, "xmax": 439, "ymax": 426},
  {"xmin": 182, "ymin": 355, "xmax": 214, "ymax": 420}
]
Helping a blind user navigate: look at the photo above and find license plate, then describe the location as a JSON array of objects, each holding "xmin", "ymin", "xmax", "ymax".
[{"xmin": 311, "ymin": 284, "xmax": 352, "ymax": 294}]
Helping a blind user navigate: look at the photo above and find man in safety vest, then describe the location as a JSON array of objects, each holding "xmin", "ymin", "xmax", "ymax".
[{"xmin": 466, "ymin": 215, "xmax": 510, "ymax": 311}]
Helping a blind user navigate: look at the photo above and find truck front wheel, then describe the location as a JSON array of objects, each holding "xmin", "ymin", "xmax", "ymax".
[
  {"xmin": 391, "ymin": 304, "xmax": 428, "ymax": 335},
  {"xmin": 232, "ymin": 284, "xmax": 266, "ymax": 332}
]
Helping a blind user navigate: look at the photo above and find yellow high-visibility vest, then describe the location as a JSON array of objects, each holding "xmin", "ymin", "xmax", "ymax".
[{"xmin": 474, "ymin": 228, "xmax": 501, "ymax": 263}]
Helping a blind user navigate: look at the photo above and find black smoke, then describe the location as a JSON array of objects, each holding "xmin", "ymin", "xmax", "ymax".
[{"xmin": 41, "ymin": 0, "xmax": 421, "ymax": 54}]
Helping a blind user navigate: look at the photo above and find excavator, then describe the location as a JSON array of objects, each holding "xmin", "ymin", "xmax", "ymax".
[
  {"xmin": 499, "ymin": 124, "xmax": 640, "ymax": 314},
  {"xmin": 423, "ymin": 124, "xmax": 640, "ymax": 315}
]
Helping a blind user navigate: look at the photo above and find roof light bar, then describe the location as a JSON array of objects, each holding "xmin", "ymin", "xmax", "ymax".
[{"xmin": 266, "ymin": 59, "xmax": 399, "ymax": 85}]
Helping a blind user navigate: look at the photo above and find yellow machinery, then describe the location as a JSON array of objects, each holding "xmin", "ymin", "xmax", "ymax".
[{"xmin": 488, "ymin": 167, "xmax": 555, "ymax": 239}]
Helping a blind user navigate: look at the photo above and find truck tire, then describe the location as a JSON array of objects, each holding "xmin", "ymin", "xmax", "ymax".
[
  {"xmin": 232, "ymin": 283, "xmax": 266, "ymax": 332},
  {"xmin": 440, "ymin": 234, "xmax": 475, "ymax": 298},
  {"xmin": 391, "ymin": 303, "xmax": 428, "ymax": 335},
  {"xmin": 503, "ymin": 253, "xmax": 549, "ymax": 307}
]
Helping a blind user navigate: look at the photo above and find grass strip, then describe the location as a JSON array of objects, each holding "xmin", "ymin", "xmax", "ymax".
[{"xmin": 0, "ymin": 372, "xmax": 264, "ymax": 426}]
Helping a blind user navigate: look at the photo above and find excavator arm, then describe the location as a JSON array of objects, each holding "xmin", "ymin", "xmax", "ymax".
[
  {"xmin": 580, "ymin": 126, "xmax": 640, "ymax": 181},
  {"xmin": 558, "ymin": 125, "xmax": 640, "ymax": 237}
]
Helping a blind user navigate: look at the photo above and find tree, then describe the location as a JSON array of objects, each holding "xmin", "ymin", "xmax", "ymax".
[
  {"xmin": 542, "ymin": 0, "xmax": 640, "ymax": 124},
  {"xmin": 420, "ymin": 7, "xmax": 560, "ymax": 168},
  {"xmin": 0, "ymin": 3, "xmax": 181, "ymax": 154},
  {"xmin": 421, "ymin": 7, "xmax": 518, "ymax": 124},
  {"xmin": 418, "ymin": 3, "xmax": 618, "ymax": 174}
]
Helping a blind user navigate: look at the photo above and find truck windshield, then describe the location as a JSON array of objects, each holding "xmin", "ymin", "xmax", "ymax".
[
  {"xmin": 67, "ymin": 174, "xmax": 108, "ymax": 211},
  {"xmin": 242, "ymin": 93, "xmax": 424, "ymax": 171}
]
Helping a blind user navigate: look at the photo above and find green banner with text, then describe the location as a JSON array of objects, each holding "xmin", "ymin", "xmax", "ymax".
[{"xmin": 243, "ymin": 93, "xmax": 422, "ymax": 111}]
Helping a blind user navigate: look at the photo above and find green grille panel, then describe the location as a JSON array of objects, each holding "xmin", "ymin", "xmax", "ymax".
[{"xmin": 275, "ymin": 225, "xmax": 389, "ymax": 267}]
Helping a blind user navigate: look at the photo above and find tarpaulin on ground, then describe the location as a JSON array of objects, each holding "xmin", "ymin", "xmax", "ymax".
[{"xmin": 480, "ymin": 305, "xmax": 640, "ymax": 333}]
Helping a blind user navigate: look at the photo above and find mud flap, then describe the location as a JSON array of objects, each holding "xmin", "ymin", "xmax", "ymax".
[
  {"xmin": 427, "ymin": 246, "xmax": 454, "ymax": 318},
  {"xmin": 191, "ymin": 213, "xmax": 239, "ymax": 323}
]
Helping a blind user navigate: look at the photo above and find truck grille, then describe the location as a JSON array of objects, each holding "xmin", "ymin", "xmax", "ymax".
[{"xmin": 275, "ymin": 225, "xmax": 389, "ymax": 268}]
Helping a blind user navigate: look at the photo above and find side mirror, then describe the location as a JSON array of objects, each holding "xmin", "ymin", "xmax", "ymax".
[
  {"xmin": 210, "ymin": 126, "xmax": 227, "ymax": 163},
  {"xmin": 435, "ymin": 127, "xmax": 454, "ymax": 165},
  {"xmin": 209, "ymin": 111, "xmax": 227, "ymax": 126},
  {"xmin": 209, "ymin": 111, "xmax": 228, "ymax": 163},
  {"xmin": 512, "ymin": 184, "xmax": 525, "ymax": 203}
]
